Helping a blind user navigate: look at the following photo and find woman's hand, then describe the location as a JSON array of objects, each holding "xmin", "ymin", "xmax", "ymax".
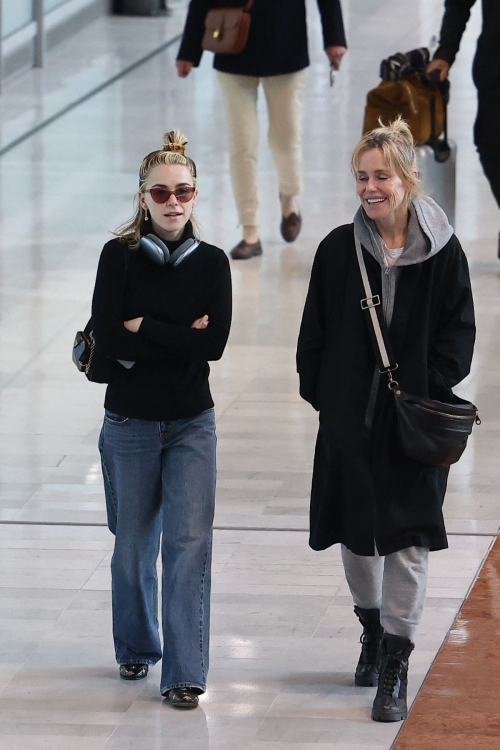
[
  {"xmin": 191, "ymin": 315, "xmax": 209, "ymax": 329},
  {"xmin": 177, "ymin": 61, "xmax": 194, "ymax": 78},
  {"xmin": 325, "ymin": 46, "xmax": 347, "ymax": 70},
  {"xmin": 124, "ymin": 317, "xmax": 143, "ymax": 333}
]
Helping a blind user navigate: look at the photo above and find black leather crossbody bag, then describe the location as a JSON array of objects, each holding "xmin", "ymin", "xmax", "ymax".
[{"xmin": 354, "ymin": 232, "xmax": 480, "ymax": 467}]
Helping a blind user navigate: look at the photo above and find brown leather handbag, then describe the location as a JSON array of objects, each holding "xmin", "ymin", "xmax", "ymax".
[
  {"xmin": 202, "ymin": 0, "xmax": 254, "ymax": 55},
  {"xmin": 363, "ymin": 74, "xmax": 446, "ymax": 147}
]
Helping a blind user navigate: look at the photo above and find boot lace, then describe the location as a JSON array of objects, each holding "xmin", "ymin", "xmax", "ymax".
[
  {"xmin": 381, "ymin": 657, "xmax": 400, "ymax": 696},
  {"xmin": 360, "ymin": 631, "xmax": 382, "ymax": 663}
]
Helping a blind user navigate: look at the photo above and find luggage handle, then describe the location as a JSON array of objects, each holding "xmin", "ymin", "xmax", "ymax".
[{"xmin": 426, "ymin": 69, "xmax": 451, "ymax": 163}]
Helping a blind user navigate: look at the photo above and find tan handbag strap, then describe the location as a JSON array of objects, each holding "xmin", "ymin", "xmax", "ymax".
[
  {"xmin": 354, "ymin": 231, "xmax": 398, "ymax": 379},
  {"xmin": 243, "ymin": 0, "xmax": 254, "ymax": 11}
]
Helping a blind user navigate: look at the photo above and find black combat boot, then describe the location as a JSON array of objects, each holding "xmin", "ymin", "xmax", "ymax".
[
  {"xmin": 371, "ymin": 633, "xmax": 414, "ymax": 722},
  {"xmin": 353, "ymin": 606, "xmax": 384, "ymax": 687}
]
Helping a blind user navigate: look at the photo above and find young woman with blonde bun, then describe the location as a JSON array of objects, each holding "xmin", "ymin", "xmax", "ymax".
[
  {"xmin": 92, "ymin": 131, "xmax": 232, "ymax": 708},
  {"xmin": 297, "ymin": 118, "xmax": 475, "ymax": 723}
]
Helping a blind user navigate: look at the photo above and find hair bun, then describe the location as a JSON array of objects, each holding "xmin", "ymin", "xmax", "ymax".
[
  {"xmin": 163, "ymin": 130, "xmax": 188, "ymax": 156},
  {"xmin": 163, "ymin": 142, "xmax": 186, "ymax": 155},
  {"xmin": 382, "ymin": 116, "xmax": 414, "ymax": 144}
]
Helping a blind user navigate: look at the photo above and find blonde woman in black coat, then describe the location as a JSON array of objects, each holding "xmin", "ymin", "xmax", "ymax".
[{"xmin": 297, "ymin": 119, "xmax": 475, "ymax": 723}]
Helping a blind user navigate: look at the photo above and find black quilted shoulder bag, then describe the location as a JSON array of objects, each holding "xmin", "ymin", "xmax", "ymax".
[
  {"xmin": 354, "ymin": 232, "xmax": 480, "ymax": 467},
  {"xmin": 72, "ymin": 243, "xmax": 132, "ymax": 384},
  {"xmin": 72, "ymin": 319, "xmax": 116, "ymax": 384}
]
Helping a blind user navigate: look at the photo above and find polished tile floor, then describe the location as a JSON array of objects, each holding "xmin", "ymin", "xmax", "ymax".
[{"xmin": 0, "ymin": 0, "xmax": 498, "ymax": 747}]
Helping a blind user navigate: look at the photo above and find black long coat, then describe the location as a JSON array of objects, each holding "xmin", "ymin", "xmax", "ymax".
[
  {"xmin": 177, "ymin": 0, "xmax": 346, "ymax": 78},
  {"xmin": 296, "ymin": 225, "xmax": 475, "ymax": 556}
]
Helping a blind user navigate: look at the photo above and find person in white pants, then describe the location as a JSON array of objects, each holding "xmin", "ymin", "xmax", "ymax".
[
  {"xmin": 216, "ymin": 69, "xmax": 306, "ymax": 245},
  {"xmin": 176, "ymin": 0, "xmax": 347, "ymax": 259}
]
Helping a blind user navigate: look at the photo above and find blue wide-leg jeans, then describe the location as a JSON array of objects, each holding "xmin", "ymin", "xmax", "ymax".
[{"xmin": 98, "ymin": 407, "xmax": 216, "ymax": 695}]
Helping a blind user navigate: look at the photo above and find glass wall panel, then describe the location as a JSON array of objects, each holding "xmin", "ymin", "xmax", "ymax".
[
  {"xmin": 45, "ymin": 0, "xmax": 72, "ymax": 11},
  {"xmin": 2, "ymin": 0, "xmax": 33, "ymax": 38}
]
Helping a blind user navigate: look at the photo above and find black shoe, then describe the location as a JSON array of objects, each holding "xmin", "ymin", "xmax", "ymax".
[
  {"xmin": 119, "ymin": 663, "xmax": 149, "ymax": 680},
  {"xmin": 230, "ymin": 239, "xmax": 263, "ymax": 260},
  {"xmin": 166, "ymin": 687, "xmax": 199, "ymax": 709},
  {"xmin": 371, "ymin": 634, "xmax": 414, "ymax": 722},
  {"xmin": 354, "ymin": 606, "xmax": 384, "ymax": 687}
]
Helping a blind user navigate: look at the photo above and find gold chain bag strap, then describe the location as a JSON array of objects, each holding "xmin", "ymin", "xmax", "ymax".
[{"xmin": 202, "ymin": 0, "xmax": 254, "ymax": 55}]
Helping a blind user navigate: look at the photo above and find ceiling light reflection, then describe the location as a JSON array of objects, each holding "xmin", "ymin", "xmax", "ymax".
[
  {"xmin": 229, "ymin": 682, "xmax": 259, "ymax": 693},
  {"xmin": 449, "ymin": 617, "xmax": 469, "ymax": 645},
  {"xmin": 228, "ymin": 638, "xmax": 257, "ymax": 659}
]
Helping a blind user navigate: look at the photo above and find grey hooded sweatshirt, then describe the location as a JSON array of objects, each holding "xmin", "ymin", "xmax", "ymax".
[
  {"xmin": 353, "ymin": 196, "xmax": 454, "ymax": 425},
  {"xmin": 353, "ymin": 195, "xmax": 454, "ymax": 325}
]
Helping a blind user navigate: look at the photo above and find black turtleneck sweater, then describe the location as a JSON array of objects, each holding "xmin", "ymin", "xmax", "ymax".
[{"xmin": 91, "ymin": 229, "xmax": 232, "ymax": 421}]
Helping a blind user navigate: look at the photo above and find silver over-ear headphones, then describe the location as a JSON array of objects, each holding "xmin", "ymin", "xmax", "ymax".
[{"xmin": 140, "ymin": 234, "xmax": 200, "ymax": 267}]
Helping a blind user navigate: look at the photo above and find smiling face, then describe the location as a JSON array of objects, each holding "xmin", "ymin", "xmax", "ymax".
[
  {"xmin": 356, "ymin": 148, "xmax": 410, "ymax": 221},
  {"xmin": 139, "ymin": 163, "xmax": 197, "ymax": 240}
]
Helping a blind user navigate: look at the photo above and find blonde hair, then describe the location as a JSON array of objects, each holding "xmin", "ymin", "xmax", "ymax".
[
  {"xmin": 114, "ymin": 130, "xmax": 200, "ymax": 247},
  {"xmin": 351, "ymin": 117, "xmax": 423, "ymax": 199}
]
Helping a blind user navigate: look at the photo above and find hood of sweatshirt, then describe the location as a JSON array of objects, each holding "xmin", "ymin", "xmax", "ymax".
[
  {"xmin": 353, "ymin": 196, "xmax": 453, "ymax": 332},
  {"xmin": 353, "ymin": 195, "xmax": 453, "ymax": 268}
]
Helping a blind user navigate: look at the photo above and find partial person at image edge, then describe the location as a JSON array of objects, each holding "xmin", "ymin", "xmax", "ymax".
[
  {"xmin": 91, "ymin": 130, "xmax": 232, "ymax": 708},
  {"xmin": 176, "ymin": 0, "xmax": 347, "ymax": 259},
  {"xmin": 427, "ymin": 0, "xmax": 500, "ymax": 257},
  {"xmin": 297, "ymin": 118, "xmax": 475, "ymax": 724}
]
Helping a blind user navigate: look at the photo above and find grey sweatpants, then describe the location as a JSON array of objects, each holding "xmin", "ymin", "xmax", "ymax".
[{"xmin": 341, "ymin": 544, "xmax": 429, "ymax": 640}]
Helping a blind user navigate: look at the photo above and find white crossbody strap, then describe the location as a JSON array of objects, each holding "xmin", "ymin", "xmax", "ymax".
[{"xmin": 354, "ymin": 232, "xmax": 393, "ymax": 371}]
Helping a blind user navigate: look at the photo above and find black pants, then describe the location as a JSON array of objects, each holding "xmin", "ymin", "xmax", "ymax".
[{"xmin": 474, "ymin": 80, "xmax": 500, "ymax": 209}]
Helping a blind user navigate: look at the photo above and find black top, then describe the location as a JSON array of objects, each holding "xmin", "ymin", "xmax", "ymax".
[
  {"xmin": 434, "ymin": 0, "xmax": 500, "ymax": 89},
  {"xmin": 91, "ymin": 232, "xmax": 232, "ymax": 421},
  {"xmin": 177, "ymin": 0, "xmax": 347, "ymax": 78}
]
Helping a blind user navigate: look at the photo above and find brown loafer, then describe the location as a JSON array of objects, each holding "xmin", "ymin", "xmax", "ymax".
[
  {"xmin": 230, "ymin": 239, "xmax": 263, "ymax": 260},
  {"xmin": 280, "ymin": 212, "xmax": 302, "ymax": 243}
]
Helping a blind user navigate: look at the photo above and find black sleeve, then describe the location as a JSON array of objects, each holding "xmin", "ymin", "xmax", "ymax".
[
  {"xmin": 316, "ymin": 0, "xmax": 347, "ymax": 48},
  {"xmin": 139, "ymin": 255, "xmax": 232, "ymax": 362},
  {"xmin": 177, "ymin": 0, "xmax": 211, "ymax": 66},
  {"xmin": 433, "ymin": 0, "xmax": 477, "ymax": 66},
  {"xmin": 428, "ymin": 240, "xmax": 475, "ymax": 392},
  {"xmin": 296, "ymin": 242, "xmax": 327, "ymax": 410},
  {"xmin": 91, "ymin": 242, "xmax": 169, "ymax": 362}
]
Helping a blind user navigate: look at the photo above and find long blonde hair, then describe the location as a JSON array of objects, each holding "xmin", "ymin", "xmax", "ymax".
[
  {"xmin": 114, "ymin": 130, "xmax": 200, "ymax": 247},
  {"xmin": 351, "ymin": 117, "xmax": 423, "ymax": 199}
]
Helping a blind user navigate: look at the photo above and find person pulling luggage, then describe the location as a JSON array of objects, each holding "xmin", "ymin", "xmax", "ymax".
[{"xmin": 427, "ymin": 0, "xmax": 500, "ymax": 257}]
